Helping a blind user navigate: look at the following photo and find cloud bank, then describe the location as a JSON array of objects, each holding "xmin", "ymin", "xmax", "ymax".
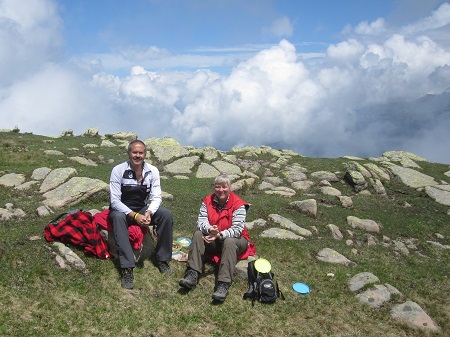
[{"xmin": 0, "ymin": 0, "xmax": 449, "ymax": 164}]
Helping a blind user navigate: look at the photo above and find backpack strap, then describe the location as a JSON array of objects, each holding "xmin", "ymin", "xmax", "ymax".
[{"xmin": 276, "ymin": 281, "xmax": 285, "ymax": 300}]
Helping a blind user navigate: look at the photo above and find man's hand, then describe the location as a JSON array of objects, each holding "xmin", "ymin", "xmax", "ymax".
[{"xmin": 135, "ymin": 211, "xmax": 151, "ymax": 227}]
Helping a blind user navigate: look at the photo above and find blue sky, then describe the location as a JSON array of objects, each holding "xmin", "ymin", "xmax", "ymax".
[{"xmin": 1, "ymin": 0, "xmax": 450, "ymax": 163}]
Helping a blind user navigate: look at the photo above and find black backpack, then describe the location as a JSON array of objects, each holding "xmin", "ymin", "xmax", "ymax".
[{"xmin": 243, "ymin": 259, "xmax": 284, "ymax": 304}]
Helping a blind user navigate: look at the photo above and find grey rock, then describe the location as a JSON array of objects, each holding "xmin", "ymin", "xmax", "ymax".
[
  {"xmin": 191, "ymin": 146, "xmax": 220, "ymax": 161},
  {"xmin": 390, "ymin": 301, "xmax": 440, "ymax": 333},
  {"xmin": 338, "ymin": 196, "xmax": 353, "ymax": 208},
  {"xmin": 268, "ymin": 214, "xmax": 312, "ymax": 236},
  {"xmin": 211, "ymin": 160, "xmax": 242, "ymax": 176},
  {"xmin": 260, "ymin": 227, "xmax": 305, "ymax": 240},
  {"xmin": 100, "ymin": 139, "xmax": 117, "ymax": 147},
  {"xmin": 0, "ymin": 205, "xmax": 26, "ymax": 221},
  {"xmin": 344, "ymin": 170, "xmax": 368, "ymax": 192},
  {"xmin": 316, "ymin": 248, "xmax": 354, "ymax": 265},
  {"xmin": 231, "ymin": 178, "xmax": 255, "ymax": 191},
  {"xmin": 53, "ymin": 242, "xmax": 88, "ymax": 272},
  {"xmin": 320, "ymin": 186, "xmax": 342, "ymax": 196},
  {"xmin": 36, "ymin": 205, "xmax": 53, "ymax": 217},
  {"xmin": 258, "ymin": 181, "xmax": 274, "ymax": 190},
  {"xmin": 282, "ymin": 164, "xmax": 308, "ymax": 182},
  {"xmin": 31, "ymin": 167, "xmax": 52, "ymax": 180},
  {"xmin": 382, "ymin": 151, "xmax": 426, "ymax": 163},
  {"xmin": 111, "ymin": 132, "xmax": 138, "ymax": 142},
  {"xmin": 344, "ymin": 161, "xmax": 372, "ymax": 178},
  {"xmin": 164, "ymin": 156, "xmax": 200, "ymax": 174},
  {"xmin": 291, "ymin": 180, "xmax": 314, "ymax": 191},
  {"xmin": 364, "ymin": 163, "xmax": 391, "ymax": 182},
  {"xmin": 310, "ymin": 171, "xmax": 339, "ymax": 182},
  {"xmin": 15, "ymin": 180, "xmax": 39, "ymax": 191},
  {"xmin": 393, "ymin": 240, "xmax": 410, "ymax": 255},
  {"xmin": 83, "ymin": 127, "xmax": 99, "ymax": 136},
  {"xmin": 83, "ymin": 144, "xmax": 98, "ymax": 149},
  {"xmin": 347, "ymin": 216, "xmax": 380, "ymax": 233},
  {"xmin": 355, "ymin": 284, "xmax": 392, "ymax": 308},
  {"xmin": 44, "ymin": 150, "xmax": 64, "ymax": 155},
  {"xmin": 69, "ymin": 156, "xmax": 98, "ymax": 167},
  {"xmin": 424, "ymin": 185, "xmax": 450, "ymax": 206},
  {"xmin": 145, "ymin": 137, "xmax": 189, "ymax": 162},
  {"xmin": 40, "ymin": 168, "xmax": 78, "ymax": 193},
  {"xmin": 349, "ymin": 272, "xmax": 380, "ymax": 292},
  {"xmin": 264, "ymin": 187, "xmax": 296, "ymax": 197},
  {"xmin": 195, "ymin": 163, "xmax": 221, "ymax": 178},
  {"xmin": 327, "ymin": 224, "xmax": 343, "ymax": 240},
  {"xmin": 370, "ymin": 178, "xmax": 387, "ymax": 195},
  {"xmin": 427, "ymin": 241, "xmax": 450, "ymax": 249},
  {"xmin": 246, "ymin": 219, "xmax": 267, "ymax": 230},
  {"xmin": 0, "ymin": 173, "xmax": 26, "ymax": 187},
  {"xmin": 383, "ymin": 163, "xmax": 437, "ymax": 188},
  {"xmin": 42, "ymin": 177, "xmax": 109, "ymax": 209},
  {"xmin": 290, "ymin": 199, "xmax": 317, "ymax": 218}
]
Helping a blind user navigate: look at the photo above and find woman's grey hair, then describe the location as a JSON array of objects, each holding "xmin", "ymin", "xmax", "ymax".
[{"xmin": 214, "ymin": 173, "xmax": 231, "ymax": 187}]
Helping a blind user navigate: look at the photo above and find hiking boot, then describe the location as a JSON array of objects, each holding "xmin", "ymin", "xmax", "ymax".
[
  {"xmin": 179, "ymin": 269, "xmax": 198, "ymax": 289},
  {"xmin": 121, "ymin": 267, "xmax": 134, "ymax": 289},
  {"xmin": 157, "ymin": 261, "xmax": 172, "ymax": 275},
  {"xmin": 212, "ymin": 282, "xmax": 230, "ymax": 302}
]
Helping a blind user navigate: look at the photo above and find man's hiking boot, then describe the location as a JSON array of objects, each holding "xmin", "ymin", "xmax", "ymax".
[
  {"xmin": 212, "ymin": 282, "xmax": 230, "ymax": 302},
  {"xmin": 157, "ymin": 261, "xmax": 172, "ymax": 275},
  {"xmin": 179, "ymin": 269, "xmax": 198, "ymax": 289},
  {"xmin": 121, "ymin": 267, "xmax": 134, "ymax": 289}
]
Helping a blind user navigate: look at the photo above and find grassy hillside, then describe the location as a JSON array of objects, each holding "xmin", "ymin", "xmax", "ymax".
[{"xmin": 0, "ymin": 131, "xmax": 449, "ymax": 337}]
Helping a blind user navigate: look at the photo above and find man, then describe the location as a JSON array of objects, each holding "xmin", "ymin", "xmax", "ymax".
[{"xmin": 109, "ymin": 140, "xmax": 173, "ymax": 289}]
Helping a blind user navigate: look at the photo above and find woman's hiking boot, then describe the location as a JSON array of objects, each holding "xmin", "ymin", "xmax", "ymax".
[
  {"xmin": 121, "ymin": 267, "xmax": 134, "ymax": 289},
  {"xmin": 212, "ymin": 282, "xmax": 230, "ymax": 302},
  {"xmin": 179, "ymin": 269, "xmax": 198, "ymax": 289}
]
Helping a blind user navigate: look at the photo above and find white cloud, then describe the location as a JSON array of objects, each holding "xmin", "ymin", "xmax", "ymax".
[
  {"xmin": 263, "ymin": 16, "xmax": 294, "ymax": 38},
  {"xmin": 0, "ymin": 0, "xmax": 449, "ymax": 164}
]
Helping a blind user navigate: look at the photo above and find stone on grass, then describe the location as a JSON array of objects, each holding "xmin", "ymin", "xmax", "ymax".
[
  {"xmin": 390, "ymin": 301, "xmax": 440, "ymax": 333},
  {"xmin": 349, "ymin": 272, "xmax": 380, "ymax": 292},
  {"xmin": 316, "ymin": 248, "xmax": 354, "ymax": 265},
  {"xmin": 196, "ymin": 163, "xmax": 220, "ymax": 178},
  {"xmin": 31, "ymin": 167, "xmax": 52, "ymax": 180},
  {"xmin": 260, "ymin": 228, "xmax": 305, "ymax": 240},
  {"xmin": 338, "ymin": 196, "xmax": 353, "ymax": 208},
  {"xmin": 320, "ymin": 186, "xmax": 342, "ymax": 196},
  {"xmin": 356, "ymin": 284, "xmax": 392, "ymax": 308},
  {"xmin": 69, "ymin": 156, "xmax": 98, "ymax": 166},
  {"xmin": 40, "ymin": 168, "xmax": 78, "ymax": 193},
  {"xmin": 211, "ymin": 160, "xmax": 242, "ymax": 176},
  {"xmin": 383, "ymin": 163, "xmax": 437, "ymax": 188},
  {"xmin": 347, "ymin": 216, "xmax": 380, "ymax": 233},
  {"xmin": 0, "ymin": 173, "xmax": 26, "ymax": 187},
  {"xmin": 290, "ymin": 199, "xmax": 317, "ymax": 218},
  {"xmin": 42, "ymin": 177, "xmax": 109, "ymax": 209},
  {"xmin": 268, "ymin": 214, "xmax": 312, "ymax": 236},
  {"xmin": 164, "ymin": 156, "xmax": 200, "ymax": 174},
  {"xmin": 424, "ymin": 185, "xmax": 450, "ymax": 206}
]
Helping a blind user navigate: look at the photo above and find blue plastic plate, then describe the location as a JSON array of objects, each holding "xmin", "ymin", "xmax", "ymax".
[{"xmin": 292, "ymin": 282, "xmax": 310, "ymax": 294}]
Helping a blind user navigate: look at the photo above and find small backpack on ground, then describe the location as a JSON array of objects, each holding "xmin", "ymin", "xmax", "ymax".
[{"xmin": 243, "ymin": 259, "xmax": 285, "ymax": 304}]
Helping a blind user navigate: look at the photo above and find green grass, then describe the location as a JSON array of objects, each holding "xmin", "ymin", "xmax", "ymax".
[{"xmin": 0, "ymin": 131, "xmax": 449, "ymax": 337}]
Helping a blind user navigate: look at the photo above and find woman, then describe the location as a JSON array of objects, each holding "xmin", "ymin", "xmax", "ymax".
[{"xmin": 179, "ymin": 174, "xmax": 254, "ymax": 302}]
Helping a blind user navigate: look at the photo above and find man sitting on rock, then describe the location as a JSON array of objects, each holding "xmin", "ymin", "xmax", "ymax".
[{"xmin": 109, "ymin": 140, "xmax": 173, "ymax": 289}]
